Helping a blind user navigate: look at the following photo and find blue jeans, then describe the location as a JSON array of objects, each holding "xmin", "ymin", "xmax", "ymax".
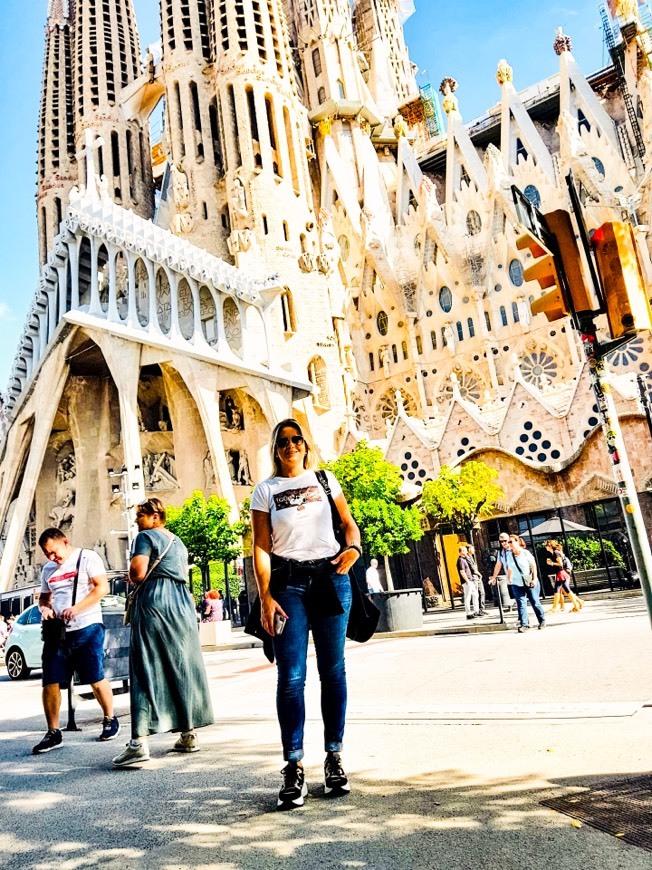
[
  {"xmin": 511, "ymin": 583, "xmax": 546, "ymax": 627},
  {"xmin": 272, "ymin": 572, "xmax": 352, "ymax": 761}
]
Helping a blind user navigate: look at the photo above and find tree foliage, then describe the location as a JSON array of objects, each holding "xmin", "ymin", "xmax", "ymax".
[
  {"xmin": 564, "ymin": 535, "xmax": 625, "ymax": 571},
  {"xmin": 421, "ymin": 462, "xmax": 504, "ymax": 534},
  {"xmin": 322, "ymin": 442, "xmax": 423, "ymax": 557},
  {"xmin": 167, "ymin": 490, "xmax": 244, "ymax": 573}
]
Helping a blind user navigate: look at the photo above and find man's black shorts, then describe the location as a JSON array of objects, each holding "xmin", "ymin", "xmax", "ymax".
[{"xmin": 42, "ymin": 622, "xmax": 105, "ymax": 686}]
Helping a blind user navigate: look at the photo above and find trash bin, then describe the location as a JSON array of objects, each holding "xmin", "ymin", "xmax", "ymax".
[
  {"xmin": 492, "ymin": 575, "xmax": 511, "ymax": 611},
  {"xmin": 373, "ymin": 588, "xmax": 424, "ymax": 632}
]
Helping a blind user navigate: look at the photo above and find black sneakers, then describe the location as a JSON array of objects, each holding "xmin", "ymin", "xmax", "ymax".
[
  {"xmin": 99, "ymin": 716, "xmax": 120, "ymax": 741},
  {"xmin": 324, "ymin": 752, "xmax": 350, "ymax": 796},
  {"xmin": 32, "ymin": 728, "xmax": 63, "ymax": 754},
  {"xmin": 278, "ymin": 762, "xmax": 307, "ymax": 809}
]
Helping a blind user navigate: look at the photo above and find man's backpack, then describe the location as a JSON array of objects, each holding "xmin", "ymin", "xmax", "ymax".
[{"xmin": 562, "ymin": 554, "xmax": 573, "ymax": 573}]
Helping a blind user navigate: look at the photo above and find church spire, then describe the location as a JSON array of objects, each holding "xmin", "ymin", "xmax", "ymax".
[
  {"xmin": 72, "ymin": 0, "xmax": 153, "ymax": 218},
  {"xmin": 37, "ymin": 0, "xmax": 76, "ymax": 264}
]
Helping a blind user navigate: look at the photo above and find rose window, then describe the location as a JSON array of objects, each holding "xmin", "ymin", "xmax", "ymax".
[
  {"xmin": 520, "ymin": 350, "xmax": 559, "ymax": 386},
  {"xmin": 606, "ymin": 336, "xmax": 645, "ymax": 369},
  {"xmin": 377, "ymin": 389, "xmax": 417, "ymax": 423},
  {"xmin": 443, "ymin": 371, "xmax": 482, "ymax": 402}
]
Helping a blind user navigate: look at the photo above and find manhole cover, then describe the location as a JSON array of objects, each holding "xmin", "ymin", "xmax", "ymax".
[{"xmin": 542, "ymin": 774, "xmax": 652, "ymax": 852}]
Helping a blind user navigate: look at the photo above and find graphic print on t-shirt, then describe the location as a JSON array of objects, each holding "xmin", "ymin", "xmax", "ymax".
[{"xmin": 273, "ymin": 485, "xmax": 322, "ymax": 512}]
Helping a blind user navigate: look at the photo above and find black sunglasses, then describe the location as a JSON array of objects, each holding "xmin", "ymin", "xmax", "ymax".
[
  {"xmin": 276, "ymin": 435, "xmax": 305, "ymax": 449},
  {"xmin": 499, "ymin": 538, "xmax": 510, "ymax": 544}
]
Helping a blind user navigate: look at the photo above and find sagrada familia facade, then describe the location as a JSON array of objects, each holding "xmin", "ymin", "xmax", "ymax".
[{"xmin": 1, "ymin": 0, "xmax": 651, "ymax": 589}]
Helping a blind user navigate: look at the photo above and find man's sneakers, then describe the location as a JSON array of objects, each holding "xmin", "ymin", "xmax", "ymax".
[
  {"xmin": 277, "ymin": 762, "xmax": 308, "ymax": 809},
  {"xmin": 324, "ymin": 752, "xmax": 350, "ymax": 796},
  {"xmin": 112, "ymin": 740, "xmax": 150, "ymax": 768},
  {"xmin": 32, "ymin": 728, "xmax": 63, "ymax": 754},
  {"xmin": 517, "ymin": 624, "xmax": 530, "ymax": 633},
  {"xmin": 99, "ymin": 716, "xmax": 120, "ymax": 741},
  {"xmin": 173, "ymin": 732, "xmax": 199, "ymax": 753}
]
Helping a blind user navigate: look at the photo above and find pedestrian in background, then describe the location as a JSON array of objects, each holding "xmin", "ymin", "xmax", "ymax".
[
  {"xmin": 489, "ymin": 533, "xmax": 514, "ymax": 612},
  {"xmin": 506, "ymin": 535, "xmax": 546, "ymax": 633},
  {"xmin": 466, "ymin": 545, "xmax": 487, "ymax": 616},
  {"xmin": 112, "ymin": 498, "xmax": 214, "ymax": 768},
  {"xmin": 365, "ymin": 558, "xmax": 383, "ymax": 594},
  {"xmin": 251, "ymin": 418, "xmax": 361, "ymax": 809},
  {"xmin": 457, "ymin": 544, "xmax": 479, "ymax": 620},
  {"xmin": 545, "ymin": 540, "xmax": 583, "ymax": 613},
  {"xmin": 202, "ymin": 589, "xmax": 224, "ymax": 622}
]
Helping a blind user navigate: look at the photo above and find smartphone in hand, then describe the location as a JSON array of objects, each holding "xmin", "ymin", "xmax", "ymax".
[{"xmin": 274, "ymin": 612, "xmax": 287, "ymax": 635}]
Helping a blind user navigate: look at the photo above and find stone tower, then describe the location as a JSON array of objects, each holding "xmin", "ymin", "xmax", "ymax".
[
  {"xmin": 73, "ymin": 0, "xmax": 153, "ymax": 217},
  {"xmin": 37, "ymin": 1, "xmax": 76, "ymax": 265},
  {"xmin": 160, "ymin": 0, "xmax": 229, "ymax": 257}
]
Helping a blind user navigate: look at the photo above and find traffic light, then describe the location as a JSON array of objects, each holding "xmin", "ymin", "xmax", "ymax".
[
  {"xmin": 517, "ymin": 209, "xmax": 592, "ymax": 321},
  {"xmin": 591, "ymin": 221, "xmax": 652, "ymax": 339}
]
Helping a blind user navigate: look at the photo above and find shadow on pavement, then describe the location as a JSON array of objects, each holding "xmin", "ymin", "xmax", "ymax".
[{"xmin": 1, "ymin": 735, "xmax": 650, "ymax": 870}]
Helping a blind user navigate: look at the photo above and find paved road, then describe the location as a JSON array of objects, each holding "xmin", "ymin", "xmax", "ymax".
[{"xmin": 1, "ymin": 597, "xmax": 651, "ymax": 869}]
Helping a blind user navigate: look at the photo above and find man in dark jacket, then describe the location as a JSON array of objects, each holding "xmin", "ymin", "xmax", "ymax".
[
  {"xmin": 466, "ymin": 545, "xmax": 487, "ymax": 616},
  {"xmin": 456, "ymin": 544, "xmax": 479, "ymax": 620}
]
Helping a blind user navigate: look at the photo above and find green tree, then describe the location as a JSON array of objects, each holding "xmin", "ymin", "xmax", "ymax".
[
  {"xmin": 167, "ymin": 490, "xmax": 244, "ymax": 591},
  {"xmin": 322, "ymin": 443, "xmax": 424, "ymax": 585},
  {"xmin": 420, "ymin": 461, "xmax": 504, "ymax": 535},
  {"xmin": 564, "ymin": 536, "xmax": 625, "ymax": 571}
]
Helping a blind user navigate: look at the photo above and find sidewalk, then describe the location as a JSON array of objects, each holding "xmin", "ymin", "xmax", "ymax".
[{"xmin": 202, "ymin": 588, "xmax": 644, "ymax": 651}]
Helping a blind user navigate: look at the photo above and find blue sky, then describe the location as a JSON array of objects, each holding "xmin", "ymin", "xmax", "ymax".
[{"xmin": 0, "ymin": 0, "xmax": 608, "ymax": 388}]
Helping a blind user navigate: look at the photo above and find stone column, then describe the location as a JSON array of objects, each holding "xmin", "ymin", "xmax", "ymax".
[
  {"xmin": 107, "ymin": 243, "xmax": 119, "ymax": 322},
  {"xmin": 69, "ymin": 236, "xmax": 80, "ymax": 309},
  {"xmin": 87, "ymin": 331, "xmax": 145, "ymax": 505},
  {"xmin": 0, "ymin": 355, "xmax": 69, "ymax": 593},
  {"xmin": 88, "ymin": 236, "xmax": 102, "ymax": 316}
]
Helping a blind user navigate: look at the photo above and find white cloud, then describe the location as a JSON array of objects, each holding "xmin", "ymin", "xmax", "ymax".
[{"xmin": 0, "ymin": 302, "xmax": 15, "ymax": 321}]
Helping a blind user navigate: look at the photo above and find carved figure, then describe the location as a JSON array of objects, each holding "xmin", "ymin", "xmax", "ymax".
[
  {"xmin": 203, "ymin": 451, "xmax": 216, "ymax": 490},
  {"xmin": 227, "ymin": 450, "xmax": 238, "ymax": 482},
  {"xmin": 232, "ymin": 176, "xmax": 248, "ymax": 216},
  {"xmin": 495, "ymin": 59, "xmax": 513, "ymax": 86},
  {"xmin": 94, "ymin": 539, "xmax": 109, "ymax": 568},
  {"xmin": 56, "ymin": 452, "xmax": 76, "ymax": 484},
  {"xmin": 49, "ymin": 486, "xmax": 75, "ymax": 529},
  {"xmin": 171, "ymin": 163, "xmax": 190, "ymax": 211},
  {"xmin": 224, "ymin": 395, "xmax": 244, "ymax": 430},
  {"xmin": 393, "ymin": 115, "xmax": 408, "ymax": 138},
  {"xmin": 236, "ymin": 450, "xmax": 252, "ymax": 485},
  {"xmin": 143, "ymin": 451, "xmax": 177, "ymax": 491}
]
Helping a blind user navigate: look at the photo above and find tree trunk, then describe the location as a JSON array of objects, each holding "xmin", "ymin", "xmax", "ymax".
[{"xmin": 384, "ymin": 554, "xmax": 395, "ymax": 591}]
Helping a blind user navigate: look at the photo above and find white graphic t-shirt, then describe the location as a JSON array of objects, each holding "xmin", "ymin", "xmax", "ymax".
[
  {"xmin": 40, "ymin": 548, "xmax": 106, "ymax": 632},
  {"xmin": 250, "ymin": 469, "xmax": 343, "ymax": 561}
]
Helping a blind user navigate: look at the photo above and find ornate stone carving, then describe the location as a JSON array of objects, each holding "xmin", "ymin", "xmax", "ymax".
[
  {"xmin": 49, "ymin": 485, "xmax": 75, "ymax": 530},
  {"xmin": 496, "ymin": 59, "xmax": 512, "ymax": 86},
  {"xmin": 143, "ymin": 451, "xmax": 177, "ymax": 492},
  {"xmin": 553, "ymin": 27, "xmax": 572, "ymax": 56}
]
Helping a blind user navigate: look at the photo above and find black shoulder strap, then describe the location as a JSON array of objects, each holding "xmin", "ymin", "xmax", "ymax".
[
  {"xmin": 71, "ymin": 549, "xmax": 84, "ymax": 606},
  {"xmin": 315, "ymin": 470, "xmax": 345, "ymax": 550}
]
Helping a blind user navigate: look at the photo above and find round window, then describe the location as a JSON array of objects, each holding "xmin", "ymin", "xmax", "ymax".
[
  {"xmin": 439, "ymin": 286, "xmax": 453, "ymax": 313},
  {"xmin": 376, "ymin": 311, "xmax": 389, "ymax": 335},
  {"xmin": 509, "ymin": 259, "xmax": 524, "ymax": 287}
]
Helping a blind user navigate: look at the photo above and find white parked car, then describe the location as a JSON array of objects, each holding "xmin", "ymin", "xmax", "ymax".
[{"xmin": 4, "ymin": 597, "xmax": 127, "ymax": 680}]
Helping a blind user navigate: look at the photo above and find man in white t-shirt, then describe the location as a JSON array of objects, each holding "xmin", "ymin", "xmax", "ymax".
[
  {"xmin": 365, "ymin": 559, "xmax": 383, "ymax": 594},
  {"xmin": 32, "ymin": 527, "xmax": 119, "ymax": 755}
]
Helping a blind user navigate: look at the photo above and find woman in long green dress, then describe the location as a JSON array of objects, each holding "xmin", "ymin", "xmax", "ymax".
[{"xmin": 112, "ymin": 497, "xmax": 214, "ymax": 767}]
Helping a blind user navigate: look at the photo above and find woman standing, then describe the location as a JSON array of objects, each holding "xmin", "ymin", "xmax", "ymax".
[
  {"xmin": 112, "ymin": 498, "xmax": 214, "ymax": 767},
  {"xmin": 251, "ymin": 419, "xmax": 361, "ymax": 809},
  {"xmin": 545, "ymin": 540, "xmax": 583, "ymax": 613}
]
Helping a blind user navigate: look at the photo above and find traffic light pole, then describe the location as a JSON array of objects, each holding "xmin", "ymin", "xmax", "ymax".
[
  {"xmin": 514, "ymin": 177, "xmax": 652, "ymax": 624},
  {"xmin": 580, "ymin": 322, "xmax": 652, "ymax": 620}
]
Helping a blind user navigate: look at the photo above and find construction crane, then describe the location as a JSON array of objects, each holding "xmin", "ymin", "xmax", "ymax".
[{"xmin": 599, "ymin": 4, "xmax": 645, "ymax": 158}]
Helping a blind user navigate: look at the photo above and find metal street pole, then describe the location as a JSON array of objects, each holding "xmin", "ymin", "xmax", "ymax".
[
  {"xmin": 636, "ymin": 374, "xmax": 652, "ymax": 440},
  {"xmin": 580, "ymin": 323, "xmax": 652, "ymax": 623}
]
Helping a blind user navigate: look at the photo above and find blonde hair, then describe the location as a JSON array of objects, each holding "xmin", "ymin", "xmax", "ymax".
[{"xmin": 270, "ymin": 418, "xmax": 313, "ymax": 477}]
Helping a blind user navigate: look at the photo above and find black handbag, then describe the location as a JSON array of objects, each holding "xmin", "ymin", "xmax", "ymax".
[
  {"xmin": 315, "ymin": 471, "xmax": 380, "ymax": 643},
  {"xmin": 41, "ymin": 549, "xmax": 83, "ymax": 646}
]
